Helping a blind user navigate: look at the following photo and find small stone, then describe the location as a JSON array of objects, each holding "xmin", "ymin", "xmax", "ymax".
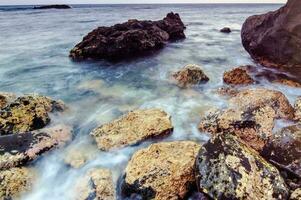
[
  {"xmin": 223, "ymin": 66, "xmax": 255, "ymax": 85},
  {"xmin": 220, "ymin": 27, "xmax": 231, "ymax": 33},
  {"xmin": 74, "ymin": 168, "xmax": 115, "ymax": 200},
  {"xmin": 195, "ymin": 133, "xmax": 289, "ymax": 200},
  {"xmin": 172, "ymin": 64, "xmax": 209, "ymax": 88},
  {"xmin": 63, "ymin": 145, "xmax": 98, "ymax": 168},
  {"xmin": 122, "ymin": 141, "xmax": 201, "ymax": 200},
  {"xmin": 91, "ymin": 109, "xmax": 173, "ymax": 151}
]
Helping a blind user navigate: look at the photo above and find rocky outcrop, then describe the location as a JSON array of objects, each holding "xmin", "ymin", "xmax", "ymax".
[
  {"xmin": 294, "ymin": 97, "xmax": 301, "ymax": 121},
  {"xmin": 199, "ymin": 88, "xmax": 294, "ymax": 151},
  {"xmin": 0, "ymin": 92, "xmax": 16, "ymax": 109},
  {"xmin": 0, "ymin": 125, "xmax": 72, "ymax": 170},
  {"xmin": 33, "ymin": 4, "xmax": 71, "ymax": 9},
  {"xmin": 0, "ymin": 167, "xmax": 35, "ymax": 199},
  {"xmin": 75, "ymin": 168, "xmax": 115, "ymax": 200},
  {"xmin": 223, "ymin": 66, "xmax": 255, "ymax": 85},
  {"xmin": 0, "ymin": 95, "xmax": 65, "ymax": 135},
  {"xmin": 172, "ymin": 64, "xmax": 209, "ymax": 88},
  {"xmin": 195, "ymin": 133, "xmax": 289, "ymax": 200},
  {"xmin": 70, "ymin": 12, "xmax": 185, "ymax": 61},
  {"xmin": 290, "ymin": 188, "xmax": 301, "ymax": 200},
  {"xmin": 122, "ymin": 141, "xmax": 200, "ymax": 200},
  {"xmin": 91, "ymin": 109, "xmax": 173, "ymax": 151},
  {"xmin": 220, "ymin": 27, "xmax": 231, "ymax": 33},
  {"xmin": 241, "ymin": 0, "xmax": 301, "ymax": 69}
]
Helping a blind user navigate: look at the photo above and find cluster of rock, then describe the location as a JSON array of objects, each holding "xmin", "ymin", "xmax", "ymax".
[
  {"xmin": 70, "ymin": 12, "xmax": 186, "ymax": 61},
  {"xmin": 0, "ymin": 92, "xmax": 72, "ymax": 199}
]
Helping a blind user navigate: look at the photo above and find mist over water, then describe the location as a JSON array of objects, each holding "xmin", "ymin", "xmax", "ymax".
[{"xmin": 0, "ymin": 3, "xmax": 299, "ymax": 199}]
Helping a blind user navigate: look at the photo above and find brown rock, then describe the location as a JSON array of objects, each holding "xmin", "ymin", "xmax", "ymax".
[
  {"xmin": 172, "ymin": 64, "xmax": 209, "ymax": 88},
  {"xmin": 294, "ymin": 97, "xmax": 301, "ymax": 121},
  {"xmin": 91, "ymin": 109, "xmax": 173, "ymax": 151},
  {"xmin": 216, "ymin": 86, "xmax": 239, "ymax": 97},
  {"xmin": 0, "ymin": 95, "xmax": 66, "ymax": 135},
  {"xmin": 70, "ymin": 12, "xmax": 185, "ymax": 61},
  {"xmin": 0, "ymin": 92, "xmax": 16, "ymax": 109},
  {"xmin": 122, "ymin": 141, "xmax": 201, "ymax": 200},
  {"xmin": 290, "ymin": 188, "xmax": 301, "ymax": 200},
  {"xmin": 0, "ymin": 167, "xmax": 35, "ymax": 199},
  {"xmin": 223, "ymin": 66, "xmax": 255, "ymax": 85},
  {"xmin": 273, "ymin": 79, "xmax": 301, "ymax": 88},
  {"xmin": 241, "ymin": 0, "xmax": 301, "ymax": 69},
  {"xmin": 0, "ymin": 124, "xmax": 72, "ymax": 170},
  {"xmin": 74, "ymin": 168, "xmax": 115, "ymax": 200}
]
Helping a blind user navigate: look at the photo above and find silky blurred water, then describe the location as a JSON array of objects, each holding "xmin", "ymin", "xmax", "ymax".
[{"xmin": 1, "ymin": 3, "xmax": 300, "ymax": 200}]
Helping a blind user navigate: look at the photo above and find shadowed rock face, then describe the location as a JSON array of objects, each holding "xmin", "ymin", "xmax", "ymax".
[
  {"xmin": 70, "ymin": 12, "xmax": 185, "ymax": 61},
  {"xmin": 195, "ymin": 133, "xmax": 289, "ymax": 200},
  {"xmin": 241, "ymin": 0, "xmax": 301, "ymax": 70}
]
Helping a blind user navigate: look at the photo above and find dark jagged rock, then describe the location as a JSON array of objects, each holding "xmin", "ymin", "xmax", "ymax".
[
  {"xmin": 195, "ymin": 133, "xmax": 289, "ymax": 200},
  {"xmin": 241, "ymin": 0, "xmax": 301, "ymax": 69},
  {"xmin": 33, "ymin": 5, "xmax": 71, "ymax": 9},
  {"xmin": 70, "ymin": 12, "xmax": 185, "ymax": 61},
  {"xmin": 220, "ymin": 27, "xmax": 231, "ymax": 33}
]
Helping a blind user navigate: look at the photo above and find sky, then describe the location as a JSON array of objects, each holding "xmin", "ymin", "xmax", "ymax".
[{"xmin": 0, "ymin": 0, "xmax": 286, "ymax": 5}]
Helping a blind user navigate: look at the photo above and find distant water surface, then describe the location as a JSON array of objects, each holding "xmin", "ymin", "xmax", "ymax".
[{"xmin": 1, "ymin": 3, "xmax": 299, "ymax": 200}]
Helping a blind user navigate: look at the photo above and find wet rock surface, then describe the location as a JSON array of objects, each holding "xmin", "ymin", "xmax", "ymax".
[
  {"xmin": 0, "ymin": 92, "xmax": 16, "ymax": 109},
  {"xmin": 91, "ymin": 109, "xmax": 173, "ymax": 151},
  {"xmin": 199, "ymin": 88, "xmax": 295, "ymax": 151},
  {"xmin": 220, "ymin": 27, "xmax": 231, "ymax": 33},
  {"xmin": 70, "ymin": 12, "xmax": 185, "ymax": 61},
  {"xmin": 0, "ymin": 95, "xmax": 65, "ymax": 135},
  {"xmin": 0, "ymin": 125, "xmax": 72, "ymax": 170},
  {"xmin": 223, "ymin": 66, "xmax": 254, "ymax": 85},
  {"xmin": 33, "ymin": 4, "xmax": 71, "ymax": 9},
  {"xmin": 241, "ymin": 0, "xmax": 301, "ymax": 69},
  {"xmin": 294, "ymin": 97, "xmax": 301, "ymax": 121},
  {"xmin": 172, "ymin": 64, "xmax": 209, "ymax": 88},
  {"xmin": 0, "ymin": 167, "xmax": 35, "ymax": 199},
  {"xmin": 122, "ymin": 141, "xmax": 200, "ymax": 200},
  {"xmin": 75, "ymin": 168, "xmax": 115, "ymax": 200},
  {"xmin": 196, "ymin": 133, "xmax": 289, "ymax": 200},
  {"xmin": 63, "ymin": 145, "xmax": 98, "ymax": 168}
]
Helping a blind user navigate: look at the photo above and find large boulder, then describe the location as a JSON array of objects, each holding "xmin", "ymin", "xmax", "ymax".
[
  {"xmin": 0, "ymin": 124, "xmax": 72, "ymax": 170},
  {"xmin": 241, "ymin": 0, "xmax": 301, "ymax": 69},
  {"xmin": 195, "ymin": 133, "xmax": 289, "ymax": 200},
  {"xmin": 70, "ymin": 12, "xmax": 185, "ymax": 61},
  {"xmin": 0, "ymin": 95, "xmax": 65, "ymax": 135},
  {"xmin": 172, "ymin": 64, "xmax": 209, "ymax": 88},
  {"xmin": 122, "ymin": 141, "xmax": 200, "ymax": 200},
  {"xmin": 223, "ymin": 66, "xmax": 255, "ymax": 85},
  {"xmin": 74, "ymin": 168, "xmax": 115, "ymax": 200},
  {"xmin": 0, "ymin": 167, "xmax": 35, "ymax": 199},
  {"xmin": 199, "ymin": 88, "xmax": 294, "ymax": 151},
  {"xmin": 91, "ymin": 109, "xmax": 173, "ymax": 151}
]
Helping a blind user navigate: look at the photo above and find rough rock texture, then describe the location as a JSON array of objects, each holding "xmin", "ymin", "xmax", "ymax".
[
  {"xmin": 33, "ymin": 4, "xmax": 71, "ymax": 9},
  {"xmin": 0, "ymin": 167, "xmax": 35, "ymax": 199},
  {"xmin": 75, "ymin": 168, "xmax": 115, "ymax": 200},
  {"xmin": 290, "ymin": 188, "xmax": 301, "ymax": 200},
  {"xmin": 261, "ymin": 124, "xmax": 301, "ymax": 189},
  {"xmin": 241, "ymin": 0, "xmax": 301, "ymax": 69},
  {"xmin": 294, "ymin": 97, "xmax": 301, "ymax": 121},
  {"xmin": 0, "ymin": 92, "xmax": 16, "ymax": 109},
  {"xmin": 122, "ymin": 141, "xmax": 201, "ymax": 200},
  {"xmin": 199, "ymin": 88, "xmax": 295, "ymax": 151},
  {"xmin": 0, "ymin": 125, "xmax": 72, "ymax": 170},
  {"xmin": 91, "ymin": 109, "xmax": 173, "ymax": 151},
  {"xmin": 196, "ymin": 133, "xmax": 289, "ymax": 200},
  {"xmin": 63, "ymin": 145, "xmax": 98, "ymax": 168},
  {"xmin": 274, "ymin": 78, "xmax": 301, "ymax": 88},
  {"xmin": 70, "ymin": 12, "xmax": 185, "ymax": 61},
  {"xmin": 0, "ymin": 95, "xmax": 65, "ymax": 135},
  {"xmin": 172, "ymin": 64, "xmax": 209, "ymax": 88},
  {"xmin": 216, "ymin": 86, "xmax": 239, "ymax": 97},
  {"xmin": 220, "ymin": 27, "xmax": 231, "ymax": 33},
  {"xmin": 223, "ymin": 67, "xmax": 255, "ymax": 85}
]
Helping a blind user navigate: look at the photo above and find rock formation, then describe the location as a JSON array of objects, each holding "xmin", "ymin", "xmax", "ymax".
[
  {"xmin": 223, "ymin": 66, "xmax": 255, "ymax": 85},
  {"xmin": 220, "ymin": 27, "xmax": 231, "ymax": 33}
]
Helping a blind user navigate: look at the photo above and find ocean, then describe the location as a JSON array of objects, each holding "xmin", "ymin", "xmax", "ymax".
[{"xmin": 0, "ymin": 3, "xmax": 298, "ymax": 200}]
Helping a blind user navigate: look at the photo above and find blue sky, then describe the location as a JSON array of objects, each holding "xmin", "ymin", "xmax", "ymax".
[{"xmin": 0, "ymin": 0, "xmax": 286, "ymax": 5}]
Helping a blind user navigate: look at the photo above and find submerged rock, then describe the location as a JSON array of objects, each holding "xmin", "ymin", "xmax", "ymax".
[
  {"xmin": 91, "ymin": 109, "xmax": 173, "ymax": 151},
  {"xmin": 0, "ymin": 95, "xmax": 65, "ymax": 135},
  {"xmin": 172, "ymin": 64, "xmax": 209, "ymax": 88},
  {"xmin": 0, "ymin": 124, "xmax": 72, "ymax": 170},
  {"xmin": 199, "ymin": 88, "xmax": 294, "ymax": 151},
  {"xmin": 70, "ymin": 12, "xmax": 185, "ymax": 61},
  {"xmin": 223, "ymin": 66, "xmax": 255, "ymax": 85},
  {"xmin": 294, "ymin": 97, "xmax": 301, "ymax": 121},
  {"xmin": 33, "ymin": 4, "xmax": 71, "ymax": 9},
  {"xmin": 241, "ymin": 0, "xmax": 301, "ymax": 69},
  {"xmin": 220, "ymin": 27, "xmax": 231, "ymax": 33},
  {"xmin": 195, "ymin": 133, "xmax": 289, "ymax": 200},
  {"xmin": 122, "ymin": 141, "xmax": 200, "ymax": 200},
  {"xmin": 75, "ymin": 168, "xmax": 115, "ymax": 200},
  {"xmin": 0, "ymin": 167, "xmax": 35, "ymax": 199}
]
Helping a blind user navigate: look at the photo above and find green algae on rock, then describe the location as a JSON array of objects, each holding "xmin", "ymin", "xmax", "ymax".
[
  {"xmin": 91, "ymin": 109, "xmax": 173, "ymax": 151},
  {"xmin": 0, "ymin": 95, "xmax": 66, "ymax": 135},
  {"xmin": 122, "ymin": 141, "xmax": 200, "ymax": 200},
  {"xmin": 195, "ymin": 133, "xmax": 289, "ymax": 200},
  {"xmin": 0, "ymin": 167, "xmax": 35, "ymax": 199}
]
